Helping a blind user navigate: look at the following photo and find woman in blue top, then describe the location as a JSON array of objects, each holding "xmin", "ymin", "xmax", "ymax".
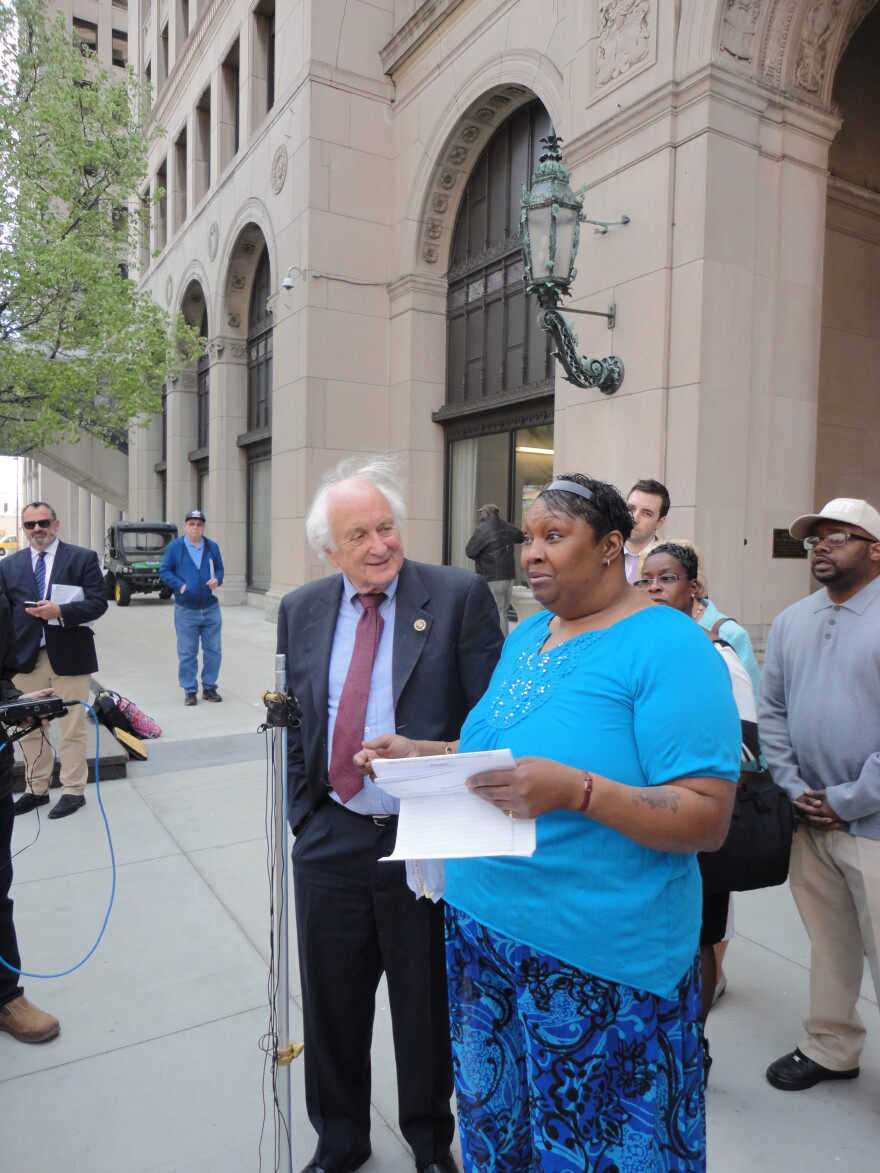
[{"xmin": 359, "ymin": 474, "xmax": 741, "ymax": 1173}]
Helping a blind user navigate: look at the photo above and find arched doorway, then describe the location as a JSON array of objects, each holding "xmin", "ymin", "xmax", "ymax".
[{"xmin": 437, "ymin": 99, "xmax": 556, "ymax": 569}]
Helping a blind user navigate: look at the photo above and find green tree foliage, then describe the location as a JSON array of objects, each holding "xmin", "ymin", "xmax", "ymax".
[{"xmin": 0, "ymin": 0, "xmax": 200, "ymax": 453}]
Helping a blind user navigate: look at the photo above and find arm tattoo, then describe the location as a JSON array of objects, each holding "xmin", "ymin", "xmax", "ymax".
[{"xmin": 633, "ymin": 788, "xmax": 680, "ymax": 812}]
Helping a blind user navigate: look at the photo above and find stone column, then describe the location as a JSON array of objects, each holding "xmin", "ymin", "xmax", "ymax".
[
  {"xmin": 207, "ymin": 335, "xmax": 248, "ymax": 604},
  {"xmin": 78, "ymin": 488, "xmax": 92, "ymax": 552},
  {"xmin": 166, "ymin": 368, "xmax": 199, "ymax": 526},
  {"xmin": 91, "ymin": 494, "xmax": 106, "ymax": 559}
]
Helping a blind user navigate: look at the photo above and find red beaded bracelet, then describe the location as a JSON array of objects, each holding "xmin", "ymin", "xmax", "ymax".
[{"xmin": 579, "ymin": 771, "xmax": 594, "ymax": 814}]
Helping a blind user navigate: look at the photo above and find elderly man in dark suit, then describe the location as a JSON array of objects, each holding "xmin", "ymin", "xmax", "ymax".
[
  {"xmin": 277, "ymin": 456, "xmax": 503, "ymax": 1173},
  {"xmin": 0, "ymin": 501, "xmax": 108, "ymax": 819}
]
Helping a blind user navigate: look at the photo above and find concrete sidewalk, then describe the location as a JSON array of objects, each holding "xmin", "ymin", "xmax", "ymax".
[{"xmin": 2, "ymin": 598, "xmax": 878, "ymax": 1172}]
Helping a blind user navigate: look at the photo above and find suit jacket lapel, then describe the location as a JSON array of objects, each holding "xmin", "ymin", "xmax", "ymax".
[
  {"xmin": 392, "ymin": 560, "xmax": 433, "ymax": 710},
  {"xmin": 302, "ymin": 577, "xmax": 343, "ymax": 738},
  {"xmin": 45, "ymin": 541, "xmax": 70, "ymax": 595}
]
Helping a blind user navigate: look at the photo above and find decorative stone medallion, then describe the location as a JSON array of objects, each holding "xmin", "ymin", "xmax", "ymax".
[{"xmin": 271, "ymin": 144, "xmax": 288, "ymax": 194}]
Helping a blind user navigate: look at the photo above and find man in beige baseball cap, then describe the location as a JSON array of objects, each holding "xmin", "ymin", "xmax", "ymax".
[
  {"xmin": 789, "ymin": 497, "xmax": 880, "ymax": 544},
  {"xmin": 760, "ymin": 497, "xmax": 880, "ymax": 1093}
]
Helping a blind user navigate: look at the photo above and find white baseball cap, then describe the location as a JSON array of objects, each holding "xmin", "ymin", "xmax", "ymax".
[{"xmin": 789, "ymin": 498, "xmax": 880, "ymax": 542}]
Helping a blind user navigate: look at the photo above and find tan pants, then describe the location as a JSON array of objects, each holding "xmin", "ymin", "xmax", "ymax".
[
  {"xmin": 790, "ymin": 823, "xmax": 880, "ymax": 1070},
  {"xmin": 13, "ymin": 651, "xmax": 91, "ymax": 798},
  {"xmin": 489, "ymin": 579, "xmax": 514, "ymax": 636}
]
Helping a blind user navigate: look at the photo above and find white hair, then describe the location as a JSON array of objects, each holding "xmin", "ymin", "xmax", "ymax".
[{"xmin": 306, "ymin": 454, "xmax": 408, "ymax": 562}]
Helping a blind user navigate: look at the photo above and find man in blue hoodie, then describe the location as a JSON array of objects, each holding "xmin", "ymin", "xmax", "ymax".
[{"xmin": 159, "ymin": 510, "xmax": 225, "ymax": 706}]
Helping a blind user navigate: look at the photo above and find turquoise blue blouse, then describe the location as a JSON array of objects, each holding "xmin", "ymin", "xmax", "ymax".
[{"xmin": 444, "ymin": 605, "xmax": 741, "ymax": 997}]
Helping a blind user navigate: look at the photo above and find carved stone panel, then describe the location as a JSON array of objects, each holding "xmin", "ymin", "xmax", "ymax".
[
  {"xmin": 720, "ymin": 0, "xmax": 761, "ymax": 66},
  {"xmin": 794, "ymin": 0, "xmax": 842, "ymax": 94},
  {"xmin": 596, "ymin": 0, "xmax": 653, "ymax": 91}
]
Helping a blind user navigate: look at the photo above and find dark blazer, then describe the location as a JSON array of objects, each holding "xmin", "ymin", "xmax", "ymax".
[
  {"xmin": 0, "ymin": 541, "xmax": 108, "ymax": 676},
  {"xmin": 277, "ymin": 558, "xmax": 504, "ymax": 834}
]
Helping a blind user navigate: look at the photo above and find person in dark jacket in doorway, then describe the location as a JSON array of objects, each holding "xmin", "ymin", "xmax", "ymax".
[{"xmin": 465, "ymin": 504, "xmax": 524, "ymax": 635}]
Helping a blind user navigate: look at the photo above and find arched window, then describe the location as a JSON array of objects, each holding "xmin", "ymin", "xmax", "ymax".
[
  {"xmin": 243, "ymin": 247, "xmax": 272, "ymax": 591},
  {"xmin": 196, "ymin": 307, "xmax": 210, "ymax": 451},
  {"xmin": 247, "ymin": 249, "xmax": 273, "ymax": 432},
  {"xmin": 439, "ymin": 99, "xmax": 556, "ymax": 569}
]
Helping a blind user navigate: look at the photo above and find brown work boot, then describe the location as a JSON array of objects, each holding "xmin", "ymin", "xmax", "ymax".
[{"xmin": 0, "ymin": 995, "xmax": 60, "ymax": 1043}]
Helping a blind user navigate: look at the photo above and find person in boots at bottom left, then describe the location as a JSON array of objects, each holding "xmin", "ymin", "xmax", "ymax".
[{"xmin": 0, "ymin": 593, "xmax": 60, "ymax": 1044}]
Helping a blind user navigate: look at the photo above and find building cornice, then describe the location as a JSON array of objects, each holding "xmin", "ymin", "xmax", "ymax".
[
  {"xmin": 563, "ymin": 61, "xmax": 840, "ymax": 185},
  {"xmin": 380, "ymin": 0, "xmax": 470, "ymax": 75}
]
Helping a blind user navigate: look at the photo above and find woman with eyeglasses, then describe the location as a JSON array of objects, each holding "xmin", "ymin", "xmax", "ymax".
[
  {"xmin": 662, "ymin": 545, "xmax": 762, "ymax": 702},
  {"xmin": 358, "ymin": 474, "xmax": 740, "ymax": 1173},
  {"xmin": 638, "ymin": 541, "xmax": 763, "ymax": 1076}
]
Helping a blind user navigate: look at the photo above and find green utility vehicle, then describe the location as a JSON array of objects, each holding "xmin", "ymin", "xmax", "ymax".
[{"xmin": 103, "ymin": 522, "xmax": 178, "ymax": 606}]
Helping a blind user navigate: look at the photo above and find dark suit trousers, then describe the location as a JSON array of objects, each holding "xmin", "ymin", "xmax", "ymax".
[
  {"xmin": 0, "ymin": 794, "xmax": 24, "ymax": 1006},
  {"xmin": 292, "ymin": 801, "xmax": 455, "ymax": 1167}
]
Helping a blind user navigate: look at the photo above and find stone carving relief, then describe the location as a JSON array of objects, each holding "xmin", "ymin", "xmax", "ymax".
[
  {"xmin": 795, "ymin": 0, "xmax": 842, "ymax": 93},
  {"xmin": 763, "ymin": 0, "xmax": 799, "ymax": 88},
  {"xmin": 419, "ymin": 87, "xmax": 533, "ymax": 269},
  {"xmin": 271, "ymin": 144, "xmax": 288, "ymax": 194},
  {"xmin": 208, "ymin": 221, "xmax": 219, "ymax": 260},
  {"xmin": 165, "ymin": 275, "xmax": 173, "ymax": 306},
  {"xmin": 596, "ymin": 0, "xmax": 652, "ymax": 88},
  {"xmin": 720, "ymin": 0, "xmax": 760, "ymax": 64}
]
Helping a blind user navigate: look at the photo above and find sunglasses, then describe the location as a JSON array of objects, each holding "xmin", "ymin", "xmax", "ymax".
[{"xmin": 23, "ymin": 519, "xmax": 54, "ymax": 531}]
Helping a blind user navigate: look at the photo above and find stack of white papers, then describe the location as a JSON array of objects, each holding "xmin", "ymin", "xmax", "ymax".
[{"xmin": 372, "ymin": 749, "xmax": 536, "ymax": 860}]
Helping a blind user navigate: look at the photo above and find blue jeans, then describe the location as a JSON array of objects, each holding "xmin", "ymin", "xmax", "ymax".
[{"xmin": 173, "ymin": 605, "xmax": 222, "ymax": 692}]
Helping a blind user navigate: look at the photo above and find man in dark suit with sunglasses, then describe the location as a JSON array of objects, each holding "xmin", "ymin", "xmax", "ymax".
[{"xmin": 0, "ymin": 501, "xmax": 107, "ymax": 819}]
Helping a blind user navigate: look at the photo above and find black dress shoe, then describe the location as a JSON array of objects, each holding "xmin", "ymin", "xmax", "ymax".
[
  {"xmin": 48, "ymin": 794, "xmax": 86, "ymax": 820},
  {"xmin": 300, "ymin": 1145, "xmax": 371, "ymax": 1172},
  {"xmin": 13, "ymin": 792, "xmax": 50, "ymax": 815},
  {"xmin": 184, "ymin": 692, "xmax": 197, "ymax": 706},
  {"xmin": 202, "ymin": 688, "xmax": 222, "ymax": 702},
  {"xmin": 416, "ymin": 1155, "xmax": 459, "ymax": 1173},
  {"xmin": 766, "ymin": 1047, "xmax": 859, "ymax": 1091}
]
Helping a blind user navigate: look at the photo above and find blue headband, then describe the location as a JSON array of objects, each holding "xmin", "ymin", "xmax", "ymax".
[{"xmin": 544, "ymin": 479, "xmax": 595, "ymax": 503}]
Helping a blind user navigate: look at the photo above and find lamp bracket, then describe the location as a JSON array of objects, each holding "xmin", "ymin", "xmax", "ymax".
[
  {"xmin": 583, "ymin": 214, "xmax": 631, "ymax": 235},
  {"xmin": 564, "ymin": 304, "xmax": 616, "ymax": 329},
  {"xmin": 538, "ymin": 308, "xmax": 624, "ymax": 395}
]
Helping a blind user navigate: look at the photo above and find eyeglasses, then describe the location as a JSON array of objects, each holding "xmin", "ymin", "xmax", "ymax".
[
  {"xmin": 803, "ymin": 532, "xmax": 874, "ymax": 551},
  {"xmin": 634, "ymin": 574, "xmax": 687, "ymax": 590},
  {"xmin": 22, "ymin": 519, "xmax": 54, "ymax": 531}
]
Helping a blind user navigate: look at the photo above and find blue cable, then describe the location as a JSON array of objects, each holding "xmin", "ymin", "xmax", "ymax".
[{"xmin": 0, "ymin": 701, "xmax": 117, "ymax": 979}]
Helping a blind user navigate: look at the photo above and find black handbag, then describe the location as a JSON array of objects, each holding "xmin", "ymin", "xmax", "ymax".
[{"xmin": 698, "ymin": 770, "xmax": 795, "ymax": 895}]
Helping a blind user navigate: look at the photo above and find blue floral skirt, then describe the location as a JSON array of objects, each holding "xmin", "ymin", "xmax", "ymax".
[{"xmin": 445, "ymin": 906, "xmax": 705, "ymax": 1173}]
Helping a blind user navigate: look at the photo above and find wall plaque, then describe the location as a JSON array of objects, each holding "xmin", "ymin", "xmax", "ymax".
[{"xmin": 772, "ymin": 529, "xmax": 808, "ymax": 559}]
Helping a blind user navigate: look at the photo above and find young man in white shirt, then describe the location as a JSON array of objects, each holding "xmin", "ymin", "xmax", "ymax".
[{"xmin": 624, "ymin": 479, "xmax": 671, "ymax": 585}]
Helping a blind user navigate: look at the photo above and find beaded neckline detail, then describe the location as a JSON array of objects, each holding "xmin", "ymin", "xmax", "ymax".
[{"xmin": 488, "ymin": 619, "xmax": 609, "ymax": 729}]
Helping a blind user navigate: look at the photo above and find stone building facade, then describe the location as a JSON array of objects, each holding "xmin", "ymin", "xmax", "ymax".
[{"xmin": 40, "ymin": 1, "xmax": 880, "ymax": 637}]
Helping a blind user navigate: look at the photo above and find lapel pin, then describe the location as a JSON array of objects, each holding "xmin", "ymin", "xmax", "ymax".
[{"xmin": 414, "ymin": 619, "xmax": 427, "ymax": 632}]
